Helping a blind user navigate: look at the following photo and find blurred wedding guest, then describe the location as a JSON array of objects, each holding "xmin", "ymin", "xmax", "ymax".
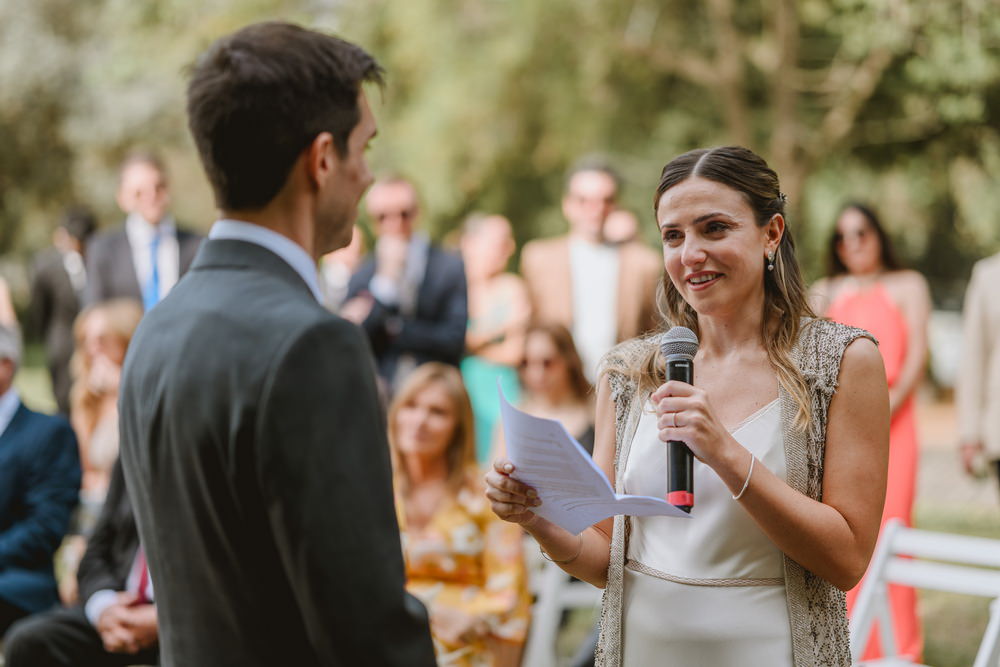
[
  {"xmin": 4, "ymin": 461, "xmax": 158, "ymax": 666},
  {"xmin": 0, "ymin": 277, "xmax": 15, "ymax": 327},
  {"xmin": 70, "ymin": 300, "xmax": 143, "ymax": 502},
  {"xmin": 497, "ymin": 324, "xmax": 594, "ymax": 456},
  {"xmin": 319, "ymin": 225, "xmax": 366, "ymax": 312},
  {"xmin": 459, "ymin": 213, "xmax": 531, "ymax": 463},
  {"xmin": 521, "ymin": 159, "xmax": 660, "ymax": 381},
  {"xmin": 53, "ymin": 300, "xmax": 141, "ymax": 608},
  {"xmin": 957, "ymin": 250, "xmax": 1000, "ymax": 492},
  {"xmin": 0, "ymin": 324, "xmax": 80, "ymax": 636},
  {"xmin": 390, "ymin": 363, "xmax": 531, "ymax": 666},
  {"xmin": 603, "ymin": 208, "xmax": 640, "ymax": 245},
  {"xmin": 84, "ymin": 152, "xmax": 201, "ymax": 310},
  {"xmin": 345, "ymin": 176, "xmax": 467, "ymax": 392},
  {"xmin": 30, "ymin": 207, "xmax": 98, "ymax": 415},
  {"xmin": 811, "ymin": 202, "xmax": 930, "ymax": 662}
]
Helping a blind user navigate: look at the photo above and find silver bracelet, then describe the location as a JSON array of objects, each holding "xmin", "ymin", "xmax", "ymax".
[
  {"xmin": 731, "ymin": 453, "xmax": 755, "ymax": 501},
  {"xmin": 540, "ymin": 534, "xmax": 583, "ymax": 565}
]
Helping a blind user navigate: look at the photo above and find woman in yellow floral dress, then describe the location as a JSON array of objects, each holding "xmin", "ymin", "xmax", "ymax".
[{"xmin": 389, "ymin": 362, "xmax": 532, "ymax": 667}]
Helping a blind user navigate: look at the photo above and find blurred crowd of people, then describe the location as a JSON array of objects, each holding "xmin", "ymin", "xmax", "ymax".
[{"xmin": 0, "ymin": 145, "xmax": 997, "ymax": 666}]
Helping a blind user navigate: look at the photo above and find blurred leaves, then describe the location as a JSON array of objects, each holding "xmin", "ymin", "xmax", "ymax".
[{"xmin": 1, "ymin": 0, "xmax": 999, "ymax": 304}]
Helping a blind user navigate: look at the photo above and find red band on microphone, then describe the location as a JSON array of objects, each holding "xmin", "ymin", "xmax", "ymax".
[{"xmin": 667, "ymin": 491, "xmax": 694, "ymax": 507}]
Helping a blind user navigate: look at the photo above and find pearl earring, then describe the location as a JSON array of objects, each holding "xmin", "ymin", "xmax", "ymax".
[{"xmin": 767, "ymin": 251, "xmax": 775, "ymax": 271}]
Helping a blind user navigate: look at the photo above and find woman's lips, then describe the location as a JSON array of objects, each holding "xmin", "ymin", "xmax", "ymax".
[{"xmin": 686, "ymin": 272, "xmax": 722, "ymax": 290}]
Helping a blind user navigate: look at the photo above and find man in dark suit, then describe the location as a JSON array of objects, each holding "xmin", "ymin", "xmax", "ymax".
[
  {"xmin": 116, "ymin": 23, "xmax": 435, "ymax": 666},
  {"xmin": 83, "ymin": 153, "xmax": 201, "ymax": 311},
  {"xmin": 29, "ymin": 207, "xmax": 97, "ymax": 415},
  {"xmin": 0, "ymin": 324, "xmax": 80, "ymax": 636},
  {"xmin": 344, "ymin": 176, "xmax": 467, "ymax": 393},
  {"xmin": 3, "ymin": 461, "xmax": 159, "ymax": 666}
]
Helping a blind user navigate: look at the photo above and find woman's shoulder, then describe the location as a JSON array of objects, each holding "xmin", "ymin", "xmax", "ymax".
[
  {"xmin": 600, "ymin": 334, "xmax": 659, "ymax": 371},
  {"xmin": 795, "ymin": 318, "xmax": 878, "ymax": 381}
]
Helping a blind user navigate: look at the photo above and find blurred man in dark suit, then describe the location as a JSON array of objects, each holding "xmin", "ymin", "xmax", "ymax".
[
  {"xmin": 3, "ymin": 461, "xmax": 158, "ymax": 666},
  {"xmin": 29, "ymin": 207, "xmax": 97, "ymax": 415},
  {"xmin": 0, "ymin": 324, "xmax": 80, "ymax": 637},
  {"xmin": 344, "ymin": 176, "xmax": 467, "ymax": 393},
  {"xmin": 84, "ymin": 153, "xmax": 201, "ymax": 311},
  {"xmin": 117, "ymin": 22, "xmax": 434, "ymax": 667}
]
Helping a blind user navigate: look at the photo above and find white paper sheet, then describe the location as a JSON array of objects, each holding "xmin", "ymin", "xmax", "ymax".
[{"xmin": 499, "ymin": 389, "xmax": 689, "ymax": 535}]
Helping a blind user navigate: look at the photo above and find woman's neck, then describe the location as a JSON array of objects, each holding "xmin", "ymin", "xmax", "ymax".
[
  {"xmin": 402, "ymin": 453, "xmax": 450, "ymax": 487},
  {"xmin": 696, "ymin": 294, "xmax": 767, "ymax": 359}
]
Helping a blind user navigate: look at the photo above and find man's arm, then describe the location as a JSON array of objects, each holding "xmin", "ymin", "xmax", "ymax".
[
  {"xmin": 256, "ymin": 317, "xmax": 435, "ymax": 665},
  {"xmin": 83, "ymin": 237, "xmax": 109, "ymax": 307},
  {"xmin": 385, "ymin": 252, "xmax": 468, "ymax": 361},
  {"xmin": 78, "ymin": 460, "xmax": 136, "ymax": 605},
  {"xmin": 957, "ymin": 262, "xmax": 988, "ymax": 471},
  {"xmin": 0, "ymin": 417, "xmax": 80, "ymax": 570}
]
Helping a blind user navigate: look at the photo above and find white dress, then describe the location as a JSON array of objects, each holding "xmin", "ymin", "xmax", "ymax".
[{"xmin": 619, "ymin": 398, "xmax": 794, "ymax": 666}]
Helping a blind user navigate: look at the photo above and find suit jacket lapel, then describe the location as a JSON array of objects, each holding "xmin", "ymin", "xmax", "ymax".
[
  {"xmin": 552, "ymin": 237, "xmax": 573, "ymax": 328},
  {"xmin": 615, "ymin": 243, "xmax": 636, "ymax": 342},
  {"xmin": 114, "ymin": 229, "xmax": 143, "ymax": 301},
  {"xmin": 0, "ymin": 403, "xmax": 29, "ymax": 449}
]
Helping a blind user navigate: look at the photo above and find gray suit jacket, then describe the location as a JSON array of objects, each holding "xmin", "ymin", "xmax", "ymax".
[
  {"xmin": 119, "ymin": 239, "xmax": 435, "ymax": 666},
  {"xmin": 83, "ymin": 224, "xmax": 201, "ymax": 306}
]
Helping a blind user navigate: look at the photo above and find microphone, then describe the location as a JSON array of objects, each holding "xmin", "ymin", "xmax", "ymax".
[{"xmin": 660, "ymin": 326, "xmax": 699, "ymax": 513}]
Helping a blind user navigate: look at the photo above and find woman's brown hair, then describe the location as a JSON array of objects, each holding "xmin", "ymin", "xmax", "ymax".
[
  {"xmin": 522, "ymin": 323, "xmax": 593, "ymax": 402},
  {"xmin": 387, "ymin": 362, "xmax": 476, "ymax": 493},
  {"xmin": 619, "ymin": 146, "xmax": 815, "ymax": 428}
]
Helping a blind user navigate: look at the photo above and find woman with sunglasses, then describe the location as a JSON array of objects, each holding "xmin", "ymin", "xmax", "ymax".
[
  {"xmin": 811, "ymin": 203, "xmax": 931, "ymax": 662},
  {"xmin": 486, "ymin": 147, "xmax": 890, "ymax": 666},
  {"xmin": 508, "ymin": 323, "xmax": 594, "ymax": 455}
]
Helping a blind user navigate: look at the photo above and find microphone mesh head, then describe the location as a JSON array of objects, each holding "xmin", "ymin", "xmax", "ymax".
[{"xmin": 660, "ymin": 326, "xmax": 699, "ymax": 360}]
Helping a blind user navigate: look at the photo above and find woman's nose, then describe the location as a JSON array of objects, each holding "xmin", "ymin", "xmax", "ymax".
[{"xmin": 681, "ymin": 237, "xmax": 707, "ymax": 266}]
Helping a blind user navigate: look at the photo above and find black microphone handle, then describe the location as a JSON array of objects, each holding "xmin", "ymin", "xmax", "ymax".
[{"xmin": 666, "ymin": 358, "xmax": 694, "ymax": 512}]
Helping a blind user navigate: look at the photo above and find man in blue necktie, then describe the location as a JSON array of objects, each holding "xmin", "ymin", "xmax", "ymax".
[{"xmin": 84, "ymin": 154, "xmax": 202, "ymax": 310}]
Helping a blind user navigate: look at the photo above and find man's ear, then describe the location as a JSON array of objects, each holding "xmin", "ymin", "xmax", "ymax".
[{"xmin": 305, "ymin": 132, "xmax": 338, "ymax": 189}]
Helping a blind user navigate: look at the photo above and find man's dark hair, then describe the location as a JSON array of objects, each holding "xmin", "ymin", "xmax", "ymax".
[
  {"xmin": 186, "ymin": 22, "xmax": 384, "ymax": 211},
  {"xmin": 60, "ymin": 206, "xmax": 97, "ymax": 242}
]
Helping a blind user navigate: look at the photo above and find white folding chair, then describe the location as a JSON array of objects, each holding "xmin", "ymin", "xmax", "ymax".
[
  {"xmin": 850, "ymin": 518, "xmax": 1000, "ymax": 667},
  {"xmin": 521, "ymin": 540, "xmax": 602, "ymax": 667}
]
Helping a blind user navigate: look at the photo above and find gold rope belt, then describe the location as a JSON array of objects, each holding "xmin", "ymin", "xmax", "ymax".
[{"xmin": 626, "ymin": 558, "xmax": 784, "ymax": 587}]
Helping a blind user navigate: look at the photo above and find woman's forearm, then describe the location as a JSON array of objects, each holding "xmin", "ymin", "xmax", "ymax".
[
  {"xmin": 715, "ymin": 446, "xmax": 879, "ymax": 590},
  {"xmin": 523, "ymin": 515, "xmax": 612, "ymax": 588}
]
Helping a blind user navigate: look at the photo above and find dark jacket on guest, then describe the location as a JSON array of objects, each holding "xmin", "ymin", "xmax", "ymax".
[
  {"xmin": 0, "ymin": 403, "xmax": 80, "ymax": 613},
  {"xmin": 77, "ymin": 460, "xmax": 139, "ymax": 606},
  {"xmin": 347, "ymin": 243, "xmax": 467, "ymax": 387}
]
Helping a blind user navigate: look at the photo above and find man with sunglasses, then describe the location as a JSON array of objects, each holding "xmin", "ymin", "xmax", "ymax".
[{"xmin": 345, "ymin": 176, "xmax": 467, "ymax": 394}]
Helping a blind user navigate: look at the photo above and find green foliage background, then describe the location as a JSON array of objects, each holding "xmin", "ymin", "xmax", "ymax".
[{"xmin": 2, "ymin": 0, "xmax": 999, "ymax": 308}]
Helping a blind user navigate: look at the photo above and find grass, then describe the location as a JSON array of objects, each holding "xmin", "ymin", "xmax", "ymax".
[{"xmin": 915, "ymin": 502, "xmax": 1000, "ymax": 667}]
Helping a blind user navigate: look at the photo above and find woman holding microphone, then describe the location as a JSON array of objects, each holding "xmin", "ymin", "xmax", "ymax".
[{"xmin": 485, "ymin": 146, "xmax": 889, "ymax": 666}]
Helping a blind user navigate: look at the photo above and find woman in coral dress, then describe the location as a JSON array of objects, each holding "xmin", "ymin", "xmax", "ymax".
[
  {"xmin": 812, "ymin": 203, "xmax": 931, "ymax": 661},
  {"xmin": 389, "ymin": 362, "xmax": 531, "ymax": 666}
]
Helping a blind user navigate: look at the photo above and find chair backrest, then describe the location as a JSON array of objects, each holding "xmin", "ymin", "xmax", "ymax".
[
  {"xmin": 521, "ymin": 540, "xmax": 601, "ymax": 667},
  {"xmin": 850, "ymin": 518, "xmax": 1000, "ymax": 667}
]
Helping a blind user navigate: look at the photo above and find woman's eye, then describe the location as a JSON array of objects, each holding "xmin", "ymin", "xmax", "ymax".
[
  {"xmin": 706, "ymin": 221, "xmax": 729, "ymax": 234},
  {"xmin": 662, "ymin": 230, "xmax": 681, "ymax": 243}
]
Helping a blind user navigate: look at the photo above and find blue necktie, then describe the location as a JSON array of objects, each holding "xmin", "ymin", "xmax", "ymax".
[{"xmin": 143, "ymin": 232, "xmax": 161, "ymax": 311}]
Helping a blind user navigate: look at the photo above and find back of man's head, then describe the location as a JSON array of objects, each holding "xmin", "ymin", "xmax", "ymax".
[{"xmin": 186, "ymin": 22, "xmax": 384, "ymax": 212}]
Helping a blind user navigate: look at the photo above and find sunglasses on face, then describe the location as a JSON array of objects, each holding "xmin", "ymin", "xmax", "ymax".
[
  {"xmin": 834, "ymin": 228, "xmax": 872, "ymax": 244},
  {"xmin": 372, "ymin": 208, "xmax": 416, "ymax": 223},
  {"xmin": 519, "ymin": 357, "xmax": 557, "ymax": 370}
]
